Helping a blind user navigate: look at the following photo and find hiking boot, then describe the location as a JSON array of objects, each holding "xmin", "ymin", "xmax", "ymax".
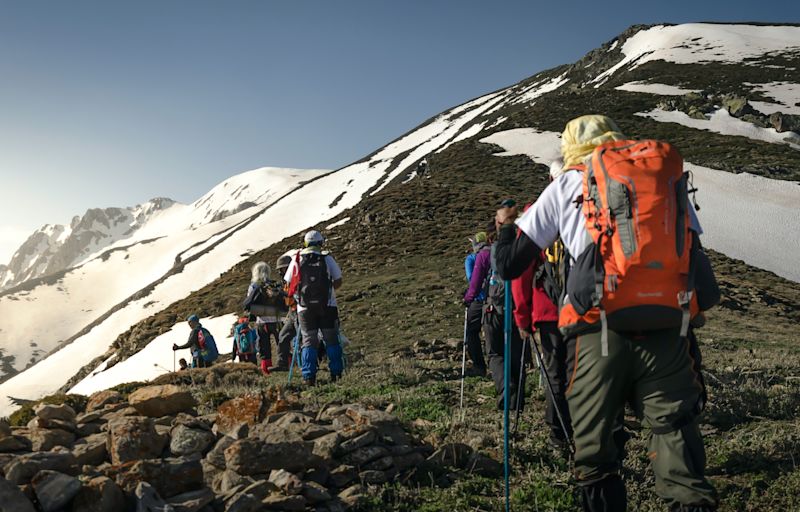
[
  {"xmin": 303, "ymin": 377, "xmax": 316, "ymax": 387},
  {"xmin": 268, "ymin": 365, "xmax": 289, "ymax": 373}
]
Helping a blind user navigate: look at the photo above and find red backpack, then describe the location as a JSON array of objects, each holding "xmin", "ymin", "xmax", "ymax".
[{"xmin": 558, "ymin": 140, "xmax": 704, "ymax": 353}]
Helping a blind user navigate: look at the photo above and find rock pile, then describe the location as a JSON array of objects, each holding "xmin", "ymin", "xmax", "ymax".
[{"xmin": 0, "ymin": 384, "xmax": 497, "ymax": 511}]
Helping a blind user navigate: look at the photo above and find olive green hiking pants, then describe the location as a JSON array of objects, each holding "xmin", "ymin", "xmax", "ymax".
[{"xmin": 566, "ymin": 327, "xmax": 717, "ymax": 510}]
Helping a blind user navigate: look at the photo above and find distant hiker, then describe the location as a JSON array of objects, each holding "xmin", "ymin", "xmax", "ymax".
[
  {"xmin": 276, "ymin": 252, "xmax": 298, "ymax": 372},
  {"xmin": 231, "ymin": 316, "xmax": 258, "ymax": 364},
  {"xmin": 243, "ymin": 262, "xmax": 287, "ymax": 374},
  {"xmin": 463, "ymin": 231, "xmax": 489, "ymax": 377},
  {"xmin": 173, "ymin": 314, "xmax": 219, "ymax": 368},
  {"xmin": 417, "ymin": 157, "xmax": 429, "ymax": 178},
  {"xmin": 480, "ymin": 222, "xmax": 525, "ymax": 410},
  {"xmin": 178, "ymin": 358, "xmax": 189, "ymax": 371},
  {"xmin": 512, "ymin": 193, "xmax": 572, "ymax": 451},
  {"xmin": 284, "ymin": 230, "xmax": 344, "ymax": 386},
  {"xmin": 493, "ymin": 115, "xmax": 719, "ymax": 511}
]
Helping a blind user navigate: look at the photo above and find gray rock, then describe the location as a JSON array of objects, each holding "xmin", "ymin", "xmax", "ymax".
[
  {"xmin": 267, "ymin": 469, "xmax": 303, "ymax": 495},
  {"xmin": 223, "ymin": 491, "xmax": 260, "ymax": 512},
  {"xmin": 72, "ymin": 434, "xmax": 107, "ymax": 466},
  {"xmin": 303, "ymin": 466, "xmax": 330, "ymax": 487},
  {"xmin": 261, "ymin": 493, "xmax": 306, "ymax": 511},
  {"xmin": 107, "ymin": 416, "xmax": 167, "ymax": 464},
  {"xmin": 129, "ymin": 385, "xmax": 196, "ymax": 418},
  {"xmin": 337, "ymin": 484, "xmax": 366, "ymax": 508},
  {"xmin": 75, "ymin": 411, "xmax": 103, "ymax": 424},
  {"xmin": 342, "ymin": 445, "xmax": 389, "ymax": 466},
  {"xmin": 69, "ymin": 476, "xmax": 125, "ymax": 512},
  {"xmin": 345, "ymin": 405, "xmax": 398, "ymax": 427},
  {"xmin": 85, "ymin": 391, "xmax": 123, "ymax": 413},
  {"xmin": 214, "ymin": 470, "xmax": 254, "ymax": 494},
  {"xmin": 76, "ymin": 422, "xmax": 104, "ymax": 438},
  {"xmin": 239, "ymin": 480, "xmax": 278, "ymax": 501},
  {"xmin": 336, "ymin": 430, "xmax": 375, "ymax": 455},
  {"xmin": 205, "ymin": 435, "xmax": 235, "ymax": 469},
  {"xmin": 359, "ymin": 470, "xmax": 387, "ymax": 485},
  {"xmin": 31, "ymin": 470, "xmax": 82, "ymax": 512},
  {"xmin": 302, "ymin": 481, "xmax": 332, "ymax": 504},
  {"xmin": 328, "ymin": 465, "xmax": 357, "ymax": 488},
  {"xmin": 26, "ymin": 428, "xmax": 76, "ymax": 451},
  {"xmin": 0, "ymin": 476, "xmax": 36, "ymax": 512},
  {"xmin": 112, "ymin": 457, "xmax": 203, "ymax": 499},
  {"xmin": 134, "ymin": 481, "xmax": 175, "ymax": 512},
  {"xmin": 224, "ymin": 434, "xmax": 314, "ymax": 475},
  {"xmin": 0, "ymin": 435, "xmax": 30, "ymax": 453},
  {"xmin": 34, "ymin": 404, "xmax": 77, "ymax": 423},
  {"xmin": 363, "ymin": 455, "xmax": 393, "ymax": 471},
  {"xmin": 170, "ymin": 425, "xmax": 215, "ymax": 456},
  {"xmin": 312, "ymin": 432, "xmax": 341, "ymax": 462},
  {"xmin": 165, "ymin": 488, "xmax": 215, "ymax": 512},
  {"xmin": 4, "ymin": 451, "xmax": 78, "ymax": 484}
]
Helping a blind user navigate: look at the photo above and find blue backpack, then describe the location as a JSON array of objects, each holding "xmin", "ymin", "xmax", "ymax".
[
  {"xmin": 234, "ymin": 322, "xmax": 257, "ymax": 354},
  {"xmin": 197, "ymin": 327, "xmax": 219, "ymax": 363}
]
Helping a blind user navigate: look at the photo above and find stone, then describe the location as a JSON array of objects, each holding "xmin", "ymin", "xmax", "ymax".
[
  {"xmin": 427, "ymin": 443, "xmax": 473, "ymax": 468},
  {"xmin": 76, "ymin": 422, "xmax": 104, "ymax": 438},
  {"xmin": 224, "ymin": 434, "xmax": 313, "ymax": 475},
  {"xmin": 302, "ymin": 481, "xmax": 332, "ymax": 504},
  {"xmin": 107, "ymin": 416, "xmax": 167, "ymax": 464},
  {"xmin": 31, "ymin": 470, "xmax": 82, "ymax": 512},
  {"xmin": 205, "ymin": 435, "xmax": 235, "ymax": 469},
  {"xmin": 363, "ymin": 456, "xmax": 393, "ymax": 471},
  {"xmin": 27, "ymin": 428, "xmax": 76, "ymax": 451},
  {"xmin": 465, "ymin": 453, "xmax": 503, "ymax": 478},
  {"xmin": 214, "ymin": 470, "xmax": 254, "ymax": 494},
  {"xmin": 72, "ymin": 434, "xmax": 108, "ymax": 466},
  {"xmin": 4, "ymin": 452, "xmax": 78, "ymax": 484},
  {"xmin": 262, "ymin": 494, "xmax": 306, "ymax": 511},
  {"xmin": 336, "ymin": 430, "xmax": 375, "ymax": 455},
  {"xmin": 303, "ymin": 466, "xmax": 330, "ymax": 487},
  {"xmin": 35, "ymin": 417, "xmax": 77, "ymax": 433},
  {"xmin": 317, "ymin": 404, "xmax": 349, "ymax": 422},
  {"xmin": 241, "ymin": 480, "xmax": 279, "ymax": 501},
  {"xmin": 311, "ymin": 432, "xmax": 341, "ymax": 462},
  {"xmin": 0, "ymin": 435, "xmax": 29, "ymax": 453},
  {"xmin": 345, "ymin": 405, "xmax": 398, "ymax": 427},
  {"xmin": 113, "ymin": 458, "xmax": 203, "ymax": 499},
  {"xmin": 85, "ymin": 391, "xmax": 123, "ymax": 413},
  {"xmin": 129, "ymin": 385, "xmax": 196, "ymax": 418},
  {"xmin": 69, "ymin": 476, "xmax": 125, "ymax": 512},
  {"xmin": 34, "ymin": 404, "xmax": 77, "ymax": 423},
  {"xmin": 268, "ymin": 411, "xmax": 314, "ymax": 428},
  {"xmin": 328, "ymin": 465, "xmax": 357, "ymax": 488},
  {"xmin": 331, "ymin": 415, "xmax": 355, "ymax": 432},
  {"xmin": 165, "ymin": 488, "xmax": 215, "ymax": 512},
  {"xmin": 0, "ymin": 420, "xmax": 11, "ymax": 438},
  {"xmin": 215, "ymin": 395, "xmax": 266, "ymax": 438},
  {"xmin": 337, "ymin": 484, "xmax": 366, "ymax": 508},
  {"xmin": 342, "ymin": 445, "xmax": 389, "ymax": 466},
  {"xmin": 223, "ymin": 491, "xmax": 260, "ymax": 512},
  {"xmin": 267, "ymin": 469, "xmax": 303, "ymax": 495},
  {"xmin": 359, "ymin": 470, "xmax": 387, "ymax": 485},
  {"xmin": 76, "ymin": 411, "xmax": 104, "ymax": 424},
  {"xmin": 170, "ymin": 425, "xmax": 215, "ymax": 456},
  {"xmin": 134, "ymin": 481, "xmax": 174, "ymax": 512},
  {"xmin": 0, "ymin": 476, "xmax": 36, "ymax": 512},
  {"xmin": 393, "ymin": 452, "xmax": 425, "ymax": 472},
  {"xmin": 387, "ymin": 444, "xmax": 415, "ymax": 456}
]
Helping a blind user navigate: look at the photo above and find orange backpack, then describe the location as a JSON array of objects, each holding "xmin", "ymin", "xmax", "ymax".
[{"xmin": 558, "ymin": 140, "xmax": 702, "ymax": 353}]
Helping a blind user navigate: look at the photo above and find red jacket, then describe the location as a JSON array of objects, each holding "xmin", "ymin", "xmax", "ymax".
[{"xmin": 512, "ymin": 252, "xmax": 559, "ymax": 331}]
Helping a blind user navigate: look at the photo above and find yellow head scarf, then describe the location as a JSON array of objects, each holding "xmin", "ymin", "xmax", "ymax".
[{"xmin": 560, "ymin": 115, "xmax": 626, "ymax": 168}]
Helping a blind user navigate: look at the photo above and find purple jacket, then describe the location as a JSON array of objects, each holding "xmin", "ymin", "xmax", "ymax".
[{"xmin": 464, "ymin": 247, "xmax": 491, "ymax": 303}]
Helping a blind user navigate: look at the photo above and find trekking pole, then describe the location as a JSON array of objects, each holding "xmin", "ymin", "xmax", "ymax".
[
  {"xmin": 503, "ymin": 281, "xmax": 512, "ymax": 511},
  {"xmin": 173, "ymin": 351, "xmax": 176, "ymax": 372},
  {"xmin": 529, "ymin": 334, "xmax": 574, "ymax": 455},
  {"xmin": 459, "ymin": 307, "xmax": 468, "ymax": 420},
  {"xmin": 512, "ymin": 336, "xmax": 528, "ymax": 436},
  {"xmin": 287, "ymin": 317, "xmax": 301, "ymax": 385}
]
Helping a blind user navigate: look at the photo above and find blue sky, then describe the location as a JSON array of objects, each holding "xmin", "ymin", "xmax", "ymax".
[{"xmin": 1, "ymin": 1, "xmax": 798, "ymax": 262}]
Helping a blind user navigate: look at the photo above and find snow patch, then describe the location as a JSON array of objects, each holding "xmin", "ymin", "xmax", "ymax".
[
  {"xmin": 479, "ymin": 129, "xmax": 562, "ymax": 165},
  {"xmin": 516, "ymin": 73, "xmax": 569, "ymax": 104},
  {"xmin": 325, "ymin": 217, "xmax": 351, "ymax": 230},
  {"xmin": 616, "ymin": 81, "xmax": 701, "ymax": 96},
  {"xmin": 748, "ymin": 81, "xmax": 800, "ymax": 115}
]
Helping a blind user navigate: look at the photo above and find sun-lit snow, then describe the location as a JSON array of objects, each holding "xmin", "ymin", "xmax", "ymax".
[
  {"xmin": 593, "ymin": 24, "xmax": 800, "ymax": 86},
  {"xmin": 615, "ymin": 81, "xmax": 701, "ymax": 96},
  {"xmin": 325, "ymin": 217, "xmax": 351, "ymax": 230},
  {"xmin": 748, "ymin": 81, "xmax": 800, "ymax": 115},
  {"xmin": 637, "ymin": 108, "xmax": 800, "ymax": 149},
  {"xmin": 516, "ymin": 73, "xmax": 569, "ymax": 104},
  {"xmin": 478, "ymin": 128, "xmax": 800, "ymax": 283}
]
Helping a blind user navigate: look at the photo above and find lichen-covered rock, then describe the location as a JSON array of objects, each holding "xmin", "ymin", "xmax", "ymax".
[
  {"xmin": 4, "ymin": 452, "xmax": 78, "ymax": 485},
  {"xmin": 128, "ymin": 385, "xmax": 195, "ymax": 417},
  {"xmin": 224, "ymin": 433, "xmax": 314, "ymax": 475},
  {"xmin": 106, "ymin": 417, "xmax": 166, "ymax": 465},
  {"xmin": 34, "ymin": 404, "xmax": 77, "ymax": 423},
  {"xmin": 215, "ymin": 394, "xmax": 266, "ymax": 438},
  {"xmin": 85, "ymin": 391, "xmax": 123, "ymax": 413},
  {"xmin": 169, "ymin": 425, "xmax": 215, "ymax": 457},
  {"xmin": 113, "ymin": 458, "xmax": 203, "ymax": 499}
]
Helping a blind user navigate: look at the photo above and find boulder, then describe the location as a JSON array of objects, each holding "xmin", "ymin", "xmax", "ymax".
[
  {"xmin": 0, "ymin": 435, "xmax": 30, "ymax": 453},
  {"xmin": 4, "ymin": 452, "xmax": 78, "ymax": 484},
  {"xmin": 113, "ymin": 458, "xmax": 203, "ymax": 499},
  {"xmin": 34, "ymin": 404, "xmax": 77, "ymax": 423},
  {"xmin": 0, "ymin": 476, "xmax": 36, "ymax": 512},
  {"xmin": 262, "ymin": 493, "xmax": 306, "ymax": 511},
  {"xmin": 107, "ymin": 417, "xmax": 167, "ymax": 465},
  {"xmin": 328, "ymin": 465, "xmax": 357, "ymax": 488},
  {"xmin": 336, "ymin": 430, "xmax": 375, "ymax": 455},
  {"xmin": 267, "ymin": 469, "xmax": 303, "ymax": 495},
  {"xmin": 69, "ymin": 476, "xmax": 125, "ymax": 512},
  {"xmin": 34, "ymin": 417, "xmax": 77, "ymax": 433},
  {"xmin": 345, "ymin": 405, "xmax": 398, "ymax": 427},
  {"xmin": 165, "ymin": 488, "xmax": 215, "ymax": 512},
  {"xmin": 31, "ymin": 470, "xmax": 82, "ymax": 512},
  {"xmin": 363, "ymin": 455, "xmax": 393, "ymax": 471},
  {"xmin": 76, "ymin": 422, "xmax": 104, "ymax": 438},
  {"xmin": 337, "ymin": 484, "xmax": 366, "ymax": 508},
  {"xmin": 205, "ymin": 435, "xmax": 235, "ymax": 469},
  {"xmin": 85, "ymin": 391, "xmax": 123, "ymax": 413},
  {"xmin": 134, "ymin": 481, "xmax": 174, "ymax": 512},
  {"xmin": 72, "ymin": 434, "xmax": 108, "ymax": 466},
  {"xmin": 302, "ymin": 481, "xmax": 332, "ymax": 504},
  {"xmin": 215, "ymin": 394, "xmax": 266, "ymax": 438},
  {"xmin": 26, "ymin": 428, "xmax": 76, "ymax": 452},
  {"xmin": 224, "ymin": 434, "xmax": 314, "ymax": 475},
  {"xmin": 304, "ymin": 466, "xmax": 330, "ymax": 487},
  {"xmin": 169, "ymin": 425, "xmax": 215, "ymax": 457},
  {"xmin": 342, "ymin": 445, "xmax": 389, "ymax": 467},
  {"xmin": 75, "ymin": 411, "xmax": 104, "ymax": 424},
  {"xmin": 214, "ymin": 470, "xmax": 253, "ymax": 494},
  {"xmin": 129, "ymin": 385, "xmax": 195, "ymax": 417},
  {"xmin": 0, "ymin": 420, "xmax": 11, "ymax": 438},
  {"xmin": 359, "ymin": 469, "xmax": 387, "ymax": 485},
  {"xmin": 312, "ymin": 432, "xmax": 341, "ymax": 462}
]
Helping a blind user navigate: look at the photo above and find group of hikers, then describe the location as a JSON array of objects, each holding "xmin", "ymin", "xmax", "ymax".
[
  {"xmin": 172, "ymin": 229, "xmax": 345, "ymax": 387},
  {"xmin": 464, "ymin": 114, "xmax": 720, "ymax": 511}
]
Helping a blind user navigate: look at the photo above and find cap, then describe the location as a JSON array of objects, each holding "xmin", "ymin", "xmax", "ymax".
[
  {"xmin": 304, "ymin": 230, "xmax": 324, "ymax": 246},
  {"xmin": 187, "ymin": 314, "xmax": 199, "ymax": 323}
]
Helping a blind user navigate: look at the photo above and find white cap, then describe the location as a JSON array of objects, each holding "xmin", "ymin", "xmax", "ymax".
[
  {"xmin": 549, "ymin": 158, "xmax": 565, "ymax": 180},
  {"xmin": 304, "ymin": 230, "xmax": 324, "ymax": 245}
]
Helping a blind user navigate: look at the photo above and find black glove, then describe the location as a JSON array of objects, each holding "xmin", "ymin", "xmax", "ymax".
[{"xmin": 172, "ymin": 344, "xmax": 179, "ymax": 351}]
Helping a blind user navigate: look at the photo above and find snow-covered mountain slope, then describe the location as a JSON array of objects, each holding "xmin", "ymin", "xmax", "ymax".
[{"xmin": 1, "ymin": 22, "xmax": 799, "ymax": 416}]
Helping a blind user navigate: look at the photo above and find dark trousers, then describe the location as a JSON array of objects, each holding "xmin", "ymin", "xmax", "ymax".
[
  {"xmin": 536, "ymin": 321, "xmax": 573, "ymax": 442},
  {"xmin": 277, "ymin": 311, "xmax": 296, "ymax": 368},
  {"xmin": 465, "ymin": 301, "xmax": 487, "ymax": 373},
  {"xmin": 483, "ymin": 308, "xmax": 524, "ymax": 410},
  {"xmin": 256, "ymin": 322, "xmax": 280, "ymax": 361}
]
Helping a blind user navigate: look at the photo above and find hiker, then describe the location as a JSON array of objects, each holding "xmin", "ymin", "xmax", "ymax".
[
  {"xmin": 511, "ymin": 159, "xmax": 572, "ymax": 451},
  {"xmin": 231, "ymin": 316, "xmax": 258, "ymax": 364},
  {"xmin": 478, "ymin": 222, "xmax": 525, "ymax": 410},
  {"xmin": 276, "ymin": 252, "xmax": 298, "ymax": 371},
  {"xmin": 462, "ymin": 231, "xmax": 490, "ymax": 377},
  {"xmin": 493, "ymin": 115, "xmax": 718, "ymax": 511},
  {"xmin": 172, "ymin": 314, "xmax": 219, "ymax": 368},
  {"xmin": 243, "ymin": 262, "xmax": 286, "ymax": 374},
  {"xmin": 284, "ymin": 230, "xmax": 344, "ymax": 386},
  {"xmin": 178, "ymin": 358, "xmax": 189, "ymax": 371}
]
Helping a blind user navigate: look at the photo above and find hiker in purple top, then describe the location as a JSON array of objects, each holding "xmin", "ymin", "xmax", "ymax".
[{"xmin": 462, "ymin": 223, "xmax": 494, "ymax": 377}]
